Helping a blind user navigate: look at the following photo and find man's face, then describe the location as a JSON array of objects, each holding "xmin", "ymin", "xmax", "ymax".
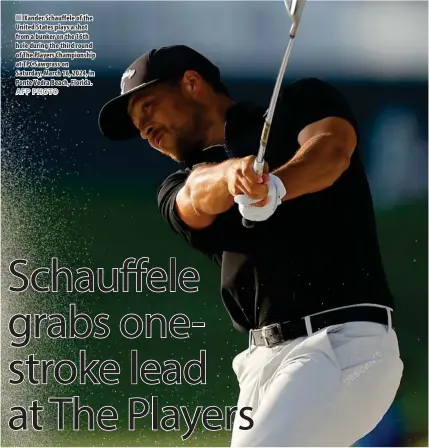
[{"xmin": 127, "ymin": 81, "xmax": 207, "ymax": 162}]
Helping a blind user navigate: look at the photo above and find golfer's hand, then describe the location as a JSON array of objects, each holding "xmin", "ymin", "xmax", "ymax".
[
  {"xmin": 235, "ymin": 174, "xmax": 287, "ymax": 222},
  {"xmin": 227, "ymin": 156, "xmax": 270, "ymax": 206}
]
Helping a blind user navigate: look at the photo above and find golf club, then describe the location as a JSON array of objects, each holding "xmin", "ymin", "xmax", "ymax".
[{"xmin": 242, "ymin": 0, "xmax": 306, "ymax": 228}]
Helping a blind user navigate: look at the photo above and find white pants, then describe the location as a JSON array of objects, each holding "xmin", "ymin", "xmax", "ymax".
[{"xmin": 231, "ymin": 318, "xmax": 403, "ymax": 447}]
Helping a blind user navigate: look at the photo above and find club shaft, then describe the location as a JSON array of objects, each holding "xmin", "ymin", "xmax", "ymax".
[
  {"xmin": 254, "ymin": 32, "xmax": 296, "ymax": 172},
  {"xmin": 243, "ymin": 1, "xmax": 305, "ymax": 228}
]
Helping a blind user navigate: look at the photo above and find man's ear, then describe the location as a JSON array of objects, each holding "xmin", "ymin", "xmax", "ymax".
[{"xmin": 181, "ymin": 70, "xmax": 204, "ymax": 96}]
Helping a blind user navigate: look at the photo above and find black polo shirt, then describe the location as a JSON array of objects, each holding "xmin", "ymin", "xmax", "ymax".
[{"xmin": 157, "ymin": 78, "xmax": 394, "ymax": 332}]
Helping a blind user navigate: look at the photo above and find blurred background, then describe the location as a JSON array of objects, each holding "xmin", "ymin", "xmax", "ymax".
[{"xmin": 1, "ymin": 1, "xmax": 428, "ymax": 447}]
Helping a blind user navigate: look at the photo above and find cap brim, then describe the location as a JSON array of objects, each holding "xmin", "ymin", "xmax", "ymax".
[{"xmin": 98, "ymin": 79, "xmax": 160, "ymax": 141}]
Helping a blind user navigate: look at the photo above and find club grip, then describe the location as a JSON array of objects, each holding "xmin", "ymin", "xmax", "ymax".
[
  {"xmin": 241, "ymin": 159, "xmax": 265, "ymax": 229},
  {"xmin": 252, "ymin": 159, "xmax": 265, "ymax": 177}
]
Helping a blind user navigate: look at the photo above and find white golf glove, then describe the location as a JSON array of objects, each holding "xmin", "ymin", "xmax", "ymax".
[{"xmin": 234, "ymin": 174, "xmax": 287, "ymax": 222}]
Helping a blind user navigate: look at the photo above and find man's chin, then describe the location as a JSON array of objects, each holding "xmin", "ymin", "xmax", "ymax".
[
  {"xmin": 170, "ymin": 155, "xmax": 185, "ymax": 163},
  {"xmin": 155, "ymin": 143, "xmax": 200, "ymax": 164},
  {"xmin": 169, "ymin": 148, "xmax": 193, "ymax": 163},
  {"xmin": 156, "ymin": 147, "xmax": 184, "ymax": 163}
]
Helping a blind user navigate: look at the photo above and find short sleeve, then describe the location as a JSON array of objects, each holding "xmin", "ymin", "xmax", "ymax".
[
  {"xmin": 157, "ymin": 169, "xmax": 189, "ymax": 234},
  {"xmin": 157, "ymin": 170, "xmax": 225, "ymax": 256},
  {"xmin": 278, "ymin": 78, "xmax": 358, "ymax": 135}
]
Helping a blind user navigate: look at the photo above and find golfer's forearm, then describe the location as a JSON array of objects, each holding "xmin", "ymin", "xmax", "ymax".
[
  {"xmin": 273, "ymin": 134, "xmax": 351, "ymax": 201},
  {"xmin": 185, "ymin": 160, "xmax": 236, "ymax": 215}
]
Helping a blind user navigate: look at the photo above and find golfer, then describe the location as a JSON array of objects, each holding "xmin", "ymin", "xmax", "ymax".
[{"xmin": 99, "ymin": 45, "xmax": 403, "ymax": 447}]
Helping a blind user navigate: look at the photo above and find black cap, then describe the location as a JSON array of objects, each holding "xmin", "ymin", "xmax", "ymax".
[{"xmin": 98, "ymin": 45, "xmax": 224, "ymax": 141}]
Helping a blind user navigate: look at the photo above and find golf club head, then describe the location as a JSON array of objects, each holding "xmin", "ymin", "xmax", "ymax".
[{"xmin": 284, "ymin": 0, "xmax": 306, "ymax": 36}]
